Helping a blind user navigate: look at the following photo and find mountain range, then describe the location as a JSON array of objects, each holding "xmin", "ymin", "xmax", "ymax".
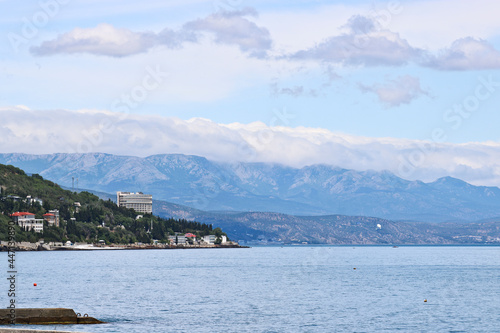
[
  {"xmin": 151, "ymin": 200, "xmax": 500, "ymax": 245},
  {"xmin": 1, "ymin": 152, "xmax": 499, "ymax": 222}
]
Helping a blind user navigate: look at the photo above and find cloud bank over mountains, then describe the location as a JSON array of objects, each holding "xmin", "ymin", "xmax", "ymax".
[{"xmin": 2, "ymin": 106, "xmax": 500, "ymax": 187}]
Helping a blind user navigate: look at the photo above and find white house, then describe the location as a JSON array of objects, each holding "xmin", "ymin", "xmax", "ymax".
[
  {"xmin": 202, "ymin": 235, "xmax": 227, "ymax": 244},
  {"xmin": 168, "ymin": 235, "xmax": 187, "ymax": 245},
  {"xmin": 203, "ymin": 235, "xmax": 216, "ymax": 244},
  {"xmin": 26, "ymin": 195, "xmax": 43, "ymax": 206},
  {"xmin": 10, "ymin": 212, "xmax": 44, "ymax": 233}
]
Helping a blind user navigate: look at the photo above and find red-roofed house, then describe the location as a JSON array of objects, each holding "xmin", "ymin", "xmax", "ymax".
[
  {"xmin": 10, "ymin": 212, "xmax": 36, "ymax": 220},
  {"xmin": 10, "ymin": 212, "xmax": 43, "ymax": 233},
  {"xmin": 43, "ymin": 213, "xmax": 56, "ymax": 226},
  {"xmin": 43, "ymin": 209, "xmax": 60, "ymax": 227},
  {"xmin": 184, "ymin": 233, "xmax": 197, "ymax": 245}
]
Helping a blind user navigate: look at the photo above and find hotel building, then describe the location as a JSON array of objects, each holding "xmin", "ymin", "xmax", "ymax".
[{"xmin": 116, "ymin": 192, "xmax": 153, "ymax": 214}]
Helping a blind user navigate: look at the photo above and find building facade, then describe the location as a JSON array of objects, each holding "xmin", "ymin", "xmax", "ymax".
[
  {"xmin": 43, "ymin": 209, "xmax": 60, "ymax": 227},
  {"xmin": 116, "ymin": 192, "xmax": 153, "ymax": 214},
  {"xmin": 168, "ymin": 235, "xmax": 187, "ymax": 244},
  {"xmin": 10, "ymin": 212, "xmax": 44, "ymax": 233},
  {"xmin": 202, "ymin": 234, "xmax": 228, "ymax": 244}
]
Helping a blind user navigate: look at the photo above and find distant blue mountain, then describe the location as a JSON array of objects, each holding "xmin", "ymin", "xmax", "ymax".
[{"xmin": 1, "ymin": 152, "xmax": 499, "ymax": 222}]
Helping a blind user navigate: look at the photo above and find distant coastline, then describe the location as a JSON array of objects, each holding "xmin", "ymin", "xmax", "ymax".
[
  {"xmin": 4, "ymin": 241, "xmax": 500, "ymax": 252},
  {"xmin": 0, "ymin": 241, "xmax": 248, "ymax": 251}
]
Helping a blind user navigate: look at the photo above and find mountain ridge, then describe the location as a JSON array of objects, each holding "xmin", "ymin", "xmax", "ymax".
[
  {"xmin": 1, "ymin": 152, "xmax": 499, "ymax": 222},
  {"xmin": 74, "ymin": 186, "xmax": 500, "ymax": 245}
]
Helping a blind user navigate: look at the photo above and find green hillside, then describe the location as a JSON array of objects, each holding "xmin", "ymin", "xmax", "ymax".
[{"xmin": 0, "ymin": 164, "xmax": 223, "ymax": 244}]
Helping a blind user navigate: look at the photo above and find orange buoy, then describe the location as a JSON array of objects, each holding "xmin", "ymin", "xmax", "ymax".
[
  {"xmin": 424, "ymin": 299, "xmax": 427, "ymax": 302},
  {"xmin": 353, "ymin": 268, "xmax": 356, "ymax": 270},
  {"xmin": 33, "ymin": 283, "xmax": 37, "ymax": 287}
]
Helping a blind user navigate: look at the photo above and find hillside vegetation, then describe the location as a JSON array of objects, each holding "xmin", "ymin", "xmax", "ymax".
[{"xmin": 0, "ymin": 164, "xmax": 222, "ymax": 244}]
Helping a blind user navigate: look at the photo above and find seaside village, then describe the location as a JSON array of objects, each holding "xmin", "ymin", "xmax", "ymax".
[
  {"xmin": 4, "ymin": 191, "xmax": 231, "ymax": 249},
  {"xmin": 7, "ymin": 195, "xmax": 60, "ymax": 233}
]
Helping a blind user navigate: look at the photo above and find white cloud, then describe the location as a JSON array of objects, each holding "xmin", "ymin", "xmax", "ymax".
[
  {"xmin": 183, "ymin": 7, "xmax": 272, "ymax": 58},
  {"xmin": 389, "ymin": 0, "xmax": 500, "ymax": 49},
  {"xmin": 359, "ymin": 75, "xmax": 429, "ymax": 107},
  {"xmin": 27, "ymin": 4, "xmax": 500, "ymax": 75},
  {"xmin": 1, "ymin": 106, "xmax": 500, "ymax": 187},
  {"xmin": 423, "ymin": 37, "xmax": 500, "ymax": 70},
  {"xmin": 259, "ymin": 0, "xmax": 500, "ymax": 53},
  {"xmin": 30, "ymin": 23, "xmax": 160, "ymax": 57},
  {"xmin": 289, "ymin": 15, "xmax": 422, "ymax": 67},
  {"xmin": 30, "ymin": 8, "xmax": 271, "ymax": 58},
  {"xmin": 264, "ymin": 4, "xmax": 500, "ymax": 71}
]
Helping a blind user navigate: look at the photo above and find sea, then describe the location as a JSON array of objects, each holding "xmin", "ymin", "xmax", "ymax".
[{"xmin": 1, "ymin": 246, "xmax": 499, "ymax": 332}]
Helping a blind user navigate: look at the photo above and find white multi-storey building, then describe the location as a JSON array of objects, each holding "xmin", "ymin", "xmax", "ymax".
[
  {"xmin": 10, "ymin": 212, "xmax": 44, "ymax": 233},
  {"xmin": 116, "ymin": 192, "xmax": 153, "ymax": 214}
]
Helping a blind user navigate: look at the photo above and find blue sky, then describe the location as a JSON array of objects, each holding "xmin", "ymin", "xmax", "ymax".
[{"xmin": 2, "ymin": 0, "xmax": 500, "ymax": 185}]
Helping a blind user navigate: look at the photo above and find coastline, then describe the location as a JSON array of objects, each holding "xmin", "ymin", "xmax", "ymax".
[
  {"xmin": 0, "ymin": 241, "xmax": 248, "ymax": 251},
  {"xmin": 0, "ymin": 329, "xmax": 93, "ymax": 333},
  {"xmin": 3, "ymin": 241, "xmax": 499, "ymax": 251}
]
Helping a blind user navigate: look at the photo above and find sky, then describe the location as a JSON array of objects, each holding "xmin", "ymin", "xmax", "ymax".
[{"xmin": 1, "ymin": 0, "xmax": 500, "ymax": 186}]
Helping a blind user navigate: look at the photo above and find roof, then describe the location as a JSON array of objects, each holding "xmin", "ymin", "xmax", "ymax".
[
  {"xmin": 43, "ymin": 213, "xmax": 55, "ymax": 216},
  {"xmin": 10, "ymin": 212, "xmax": 36, "ymax": 217},
  {"xmin": 185, "ymin": 233, "xmax": 197, "ymax": 238}
]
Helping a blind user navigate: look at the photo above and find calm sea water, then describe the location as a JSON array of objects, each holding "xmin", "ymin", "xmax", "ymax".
[{"xmin": 1, "ymin": 246, "xmax": 499, "ymax": 332}]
